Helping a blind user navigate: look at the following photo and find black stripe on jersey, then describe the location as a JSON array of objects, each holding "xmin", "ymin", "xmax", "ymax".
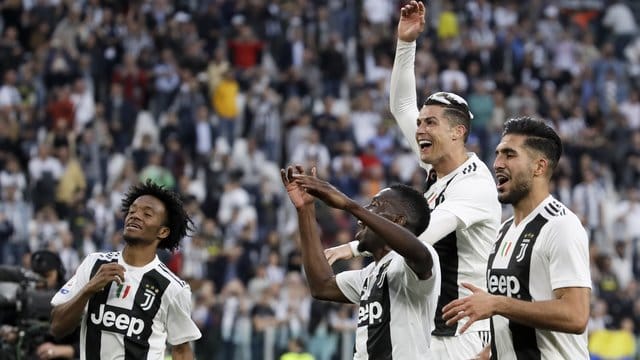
[
  {"xmin": 124, "ymin": 269, "xmax": 170, "ymax": 360},
  {"xmin": 428, "ymin": 174, "xmax": 459, "ymax": 335},
  {"xmin": 488, "ymin": 214, "xmax": 548, "ymax": 360},
  {"xmin": 158, "ymin": 262, "xmax": 186, "ymax": 287},
  {"xmin": 432, "ymin": 231, "xmax": 458, "ymax": 336},
  {"xmin": 86, "ymin": 257, "xmax": 119, "ymax": 359},
  {"xmin": 490, "ymin": 318, "xmax": 497, "ymax": 360},
  {"xmin": 358, "ymin": 260, "xmax": 392, "ymax": 359},
  {"xmin": 434, "ymin": 175, "xmax": 457, "ymax": 207},
  {"xmin": 489, "ymin": 219, "xmax": 511, "ymax": 360}
]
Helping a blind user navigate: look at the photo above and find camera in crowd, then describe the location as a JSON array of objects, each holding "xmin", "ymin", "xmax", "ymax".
[{"xmin": 0, "ymin": 251, "xmax": 65, "ymax": 360}]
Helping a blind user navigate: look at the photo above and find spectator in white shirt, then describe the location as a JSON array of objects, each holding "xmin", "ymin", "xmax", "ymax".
[{"xmin": 0, "ymin": 69, "xmax": 21, "ymax": 111}]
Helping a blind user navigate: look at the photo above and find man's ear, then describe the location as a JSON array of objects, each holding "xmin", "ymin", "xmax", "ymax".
[
  {"xmin": 158, "ymin": 226, "xmax": 170, "ymax": 240},
  {"xmin": 534, "ymin": 157, "xmax": 549, "ymax": 177},
  {"xmin": 452, "ymin": 124, "xmax": 465, "ymax": 141}
]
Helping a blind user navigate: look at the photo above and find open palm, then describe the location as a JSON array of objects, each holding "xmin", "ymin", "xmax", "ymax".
[{"xmin": 398, "ymin": 1, "xmax": 426, "ymax": 42}]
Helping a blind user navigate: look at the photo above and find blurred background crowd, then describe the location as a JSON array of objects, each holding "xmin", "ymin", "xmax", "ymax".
[{"xmin": 0, "ymin": 0, "xmax": 639, "ymax": 359}]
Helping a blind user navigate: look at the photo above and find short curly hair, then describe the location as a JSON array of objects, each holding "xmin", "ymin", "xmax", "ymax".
[{"xmin": 121, "ymin": 180, "xmax": 193, "ymax": 251}]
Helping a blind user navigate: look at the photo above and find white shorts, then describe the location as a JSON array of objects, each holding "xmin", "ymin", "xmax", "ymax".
[{"xmin": 431, "ymin": 331, "xmax": 490, "ymax": 360}]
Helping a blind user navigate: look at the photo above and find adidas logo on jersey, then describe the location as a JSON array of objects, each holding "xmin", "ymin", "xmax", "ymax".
[
  {"xmin": 90, "ymin": 304, "xmax": 145, "ymax": 337},
  {"xmin": 358, "ymin": 301, "xmax": 383, "ymax": 325},
  {"xmin": 488, "ymin": 274, "xmax": 521, "ymax": 297}
]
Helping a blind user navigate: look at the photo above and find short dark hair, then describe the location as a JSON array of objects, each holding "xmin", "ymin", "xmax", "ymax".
[
  {"xmin": 121, "ymin": 180, "xmax": 194, "ymax": 251},
  {"xmin": 502, "ymin": 117, "xmax": 563, "ymax": 171},
  {"xmin": 389, "ymin": 184, "xmax": 431, "ymax": 236},
  {"xmin": 423, "ymin": 92, "xmax": 473, "ymax": 142}
]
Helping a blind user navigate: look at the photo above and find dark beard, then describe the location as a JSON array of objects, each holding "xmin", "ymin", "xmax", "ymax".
[{"xmin": 498, "ymin": 177, "xmax": 531, "ymax": 205}]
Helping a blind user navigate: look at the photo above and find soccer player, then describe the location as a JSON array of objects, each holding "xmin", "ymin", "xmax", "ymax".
[
  {"xmin": 442, "ymin": 117, "xmax": 591, "ymax": 359},
  {"xmin": 50, "ymin": 181, "xmax": 201, "ymax": 360},
  {"xmin": 324, "ymin": 1, "xmax": 500, "ymax": 358},
  {"xmin": 282, "ymin": 165, "xmax": 440, "ymax": 359}
]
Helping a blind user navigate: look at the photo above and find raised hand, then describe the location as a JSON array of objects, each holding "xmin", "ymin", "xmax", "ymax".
[
  {"xmin": 292, "ymin": 170, "xmax": 352, "ymax": 210},
  {"xmin": 281, "ymin": 165, "xmax": 315, "ymax": 209},
  {"xmin": 398, "ymin": 0, "xmax": 426, "ymax": 42}
]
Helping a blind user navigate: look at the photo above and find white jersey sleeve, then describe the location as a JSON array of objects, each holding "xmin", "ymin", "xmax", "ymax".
[
  {"xmin": 389, "ymin": 39, "xmax": 421, "ymax": 161},
  {"xmin": 417, "ymin": 210, "xmax": 460, "ymax": 246},
  {"xmin": 397, "ymin": 245, "xmax": 441, "ymax": 296},
  {"xmin": 166, "ymin": 285, "xmax": 202, "ymax": 345},
  {"xmin": 51, "ymin": 253, "xmax": 99, "ymax": 306},
  {"xmin": 433, "ymin": 173, "xmax": 498, "ymax": 228},
  {"xmin": 544, "ymin": 217, "xmax": 592, "ymax": 290},
  {"xmin": 336, "ymin": 268, "xmax": 369, "ymax": 304}
]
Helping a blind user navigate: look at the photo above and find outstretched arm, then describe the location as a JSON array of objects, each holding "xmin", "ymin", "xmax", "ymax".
[
  {"xmin": 324, "ymin": 1, "xmax": 429, "ymax": 265},
  {"xmin": 294, "ymin": 171, "xmax": 433, "ymax": 280},
  {"xmin": 390, "ymin": 0, "xmax": 425, "ymax": 158},
  {"xmin": 281, "ymin": 166, "xmax": 350, "ymax": 303}
]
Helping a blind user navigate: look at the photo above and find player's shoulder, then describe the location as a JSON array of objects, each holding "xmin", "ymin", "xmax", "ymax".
[
  {"xmin": 155, "ymin": 261, "xmax": 189, "ymax": 291},
  {"xmin": 540, "ymin": 198, "xmax": 579, "ymax": 224},
  {"xmin": 454, "ymin": 156, "xmax": 495, "ymax": 185}
]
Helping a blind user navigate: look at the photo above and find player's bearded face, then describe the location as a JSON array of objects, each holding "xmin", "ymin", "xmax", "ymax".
[
  {"xmin": 497, "ymin": 169, "xmax": 532, "ymax": 205},
  {"xmin": 494, "ymin": 135, "xmax": 534, "ymax": 205}
]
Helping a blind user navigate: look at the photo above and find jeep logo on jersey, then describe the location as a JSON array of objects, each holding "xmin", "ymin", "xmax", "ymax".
[
  {"xmin": 488, "ymin": 274, "xmax": 521, "ymax": 297},
  {"xmin": 90, "ymin": 304, "xmax": 145, "ymax": 337},
  {"xmin": 358, "ymin": 301, "xmax": 383, "ymax": 325}
]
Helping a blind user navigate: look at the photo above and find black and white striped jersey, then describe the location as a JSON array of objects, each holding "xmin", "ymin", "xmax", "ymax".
[
  {"xmin": 336, "ymin": 247, "xmax": 441, "ymax": 359},
  {"xmin": 51, "ymin": 252, "xmax": 201, "ymax": 360},
  {"xmin": 424, "ymin": 153, "xmax": 501, "ymax": 336},
  {"xmin": 487, "ymin": 196, "xmax": 590, "ymax": 359}
]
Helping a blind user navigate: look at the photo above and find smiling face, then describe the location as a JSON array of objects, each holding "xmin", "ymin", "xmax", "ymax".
[
  {"xmin": 415, "ymin": 105, "xmax": 461, "ymax": 166},
  {"xmin": 355, "ymin": 188, "xmax": 399, "ymax": 253},
  {"xmin": 493, "ymin": 134, "xmax": 537, "ymax": 205},
  {"xmin": 123, "ymin": 195, "xmax": 170, "ymax": 247}
]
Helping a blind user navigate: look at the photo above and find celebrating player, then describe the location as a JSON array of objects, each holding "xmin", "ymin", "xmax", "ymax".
[
  {"xmin": 50, "ymin": 180, "xmax": 201, "ymax": 360},
  {"xmin": 282, "ymin": 165, "xmax": 440, "ymax": 359},
  {"xmin": 443, "ymin": 117, "xmax": 591, "ymax": 359},
  {"xmin": 324, "ymin": 2, "xmax": 501, "ymax": 358}
]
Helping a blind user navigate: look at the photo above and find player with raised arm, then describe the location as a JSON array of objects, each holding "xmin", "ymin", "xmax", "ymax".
[
  {"xmin": 282, "ymin": 165, "xmax": 440, "ymax": 359},
  {"xmin": 443, "ymin": 118, "xmax": 590, "ymax": 359},
  {"xmin": 324, "ymin": 2, "xmax": 501, "ymax": 358},
  {"xmin": 50, "ymin": 180, "xmax": 201, "ymax": 360}
]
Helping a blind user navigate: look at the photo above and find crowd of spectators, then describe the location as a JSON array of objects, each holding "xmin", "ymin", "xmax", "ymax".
[{"xmin": 0, "ymin": 0, "xmax": 639, "ymax": 359}]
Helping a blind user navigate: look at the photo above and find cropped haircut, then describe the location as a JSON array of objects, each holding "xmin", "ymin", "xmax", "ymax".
[
  {"xmin": 389, "ymin": 184, "xmax": 431, "ymax": 236},
  {"xmin": 502, "ymin": 116, "xmax": 563, "ymax": 172},
  {"xmin": 443, "ymin": 108, "xmax": 471, "ymax": 143},
  {"xmin": 423, "ymin": 92, "xmax": 473, "ymax": 143},
  {"xmin": 121, "ymin": 180, "xmax": 194, "ymax": 251}
]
